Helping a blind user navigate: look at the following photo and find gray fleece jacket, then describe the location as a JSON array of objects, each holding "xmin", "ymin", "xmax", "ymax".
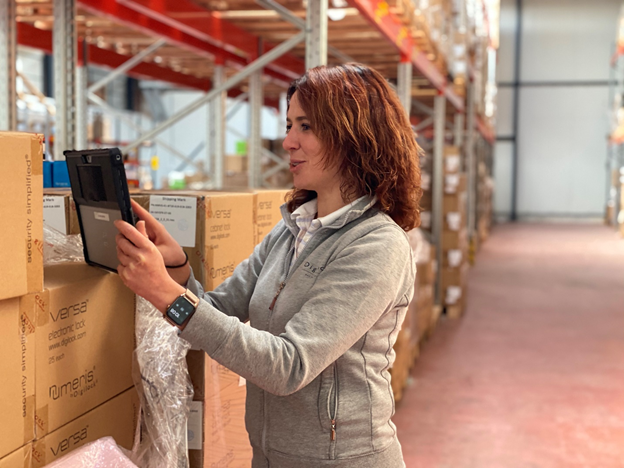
[{"xmin": 180, "ymin": 196, "xmax": 415, "ymax": 468}]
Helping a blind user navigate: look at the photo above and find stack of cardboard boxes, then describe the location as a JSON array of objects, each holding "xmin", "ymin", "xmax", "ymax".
[
  {"xmin": 390, "ymin": 232, "xmax": 437, "ymax": 404},
  {"xmin": 0, "ymin": 132, "xmax": 139, "ymax": 468},
  {"xmin": 41, "ymin": 164, "xmax": 290, "ymax": 467},
  {"xmin": 477, "ymin": 161, "xmax": 494, "ymax": 245},
  {"xmin": 440, "ymin": 146, "xmax": 469, "ymax": 319},
  {"xmin": 617, "ymin": 169, "xmax": 624, "ymax": 238}
]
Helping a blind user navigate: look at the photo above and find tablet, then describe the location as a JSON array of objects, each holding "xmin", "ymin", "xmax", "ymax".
[{"xmin": 64, "ymin": 148, "xmax": 135, "ymax": 272}]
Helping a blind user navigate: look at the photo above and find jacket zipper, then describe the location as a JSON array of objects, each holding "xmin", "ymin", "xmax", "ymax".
[
  {"xmin": 329, "ymin": 363, "xmax": 339, "ymax": 458},
  {"xmin": 268, "ymin": 282, "xmax": 285, "ymax": 311}
]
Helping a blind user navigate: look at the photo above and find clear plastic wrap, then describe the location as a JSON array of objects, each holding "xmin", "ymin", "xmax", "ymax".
[
  {"xmin": 129, "ymin": 296, "xmax": 194, "ymax": 468},
  {"xmin": 42, "ymin": 437, "xmax": 139, "ymax": 468},
  {"xmin": 43, "ymin": 224, "xmax": 84, "ymax": 265}
]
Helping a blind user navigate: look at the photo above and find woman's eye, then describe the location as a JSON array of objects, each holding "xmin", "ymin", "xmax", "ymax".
[
  {"xmin": 285, "ymin": 125, "xmax": 292, "ymax": 133},
  {"xmin": 301, "ymin": 123, "xmax": 310, "ymax": 131}
]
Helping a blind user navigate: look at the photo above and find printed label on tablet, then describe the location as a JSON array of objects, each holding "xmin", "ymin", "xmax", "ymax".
[{"xmin": 94, "ymin": 211, "xmax": 110, "ymax": 222}]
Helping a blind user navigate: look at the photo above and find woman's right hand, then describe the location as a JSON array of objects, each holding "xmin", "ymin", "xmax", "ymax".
[{"xmin": 130, "ymin": 199, "xmax": 191, "ymax": 285}]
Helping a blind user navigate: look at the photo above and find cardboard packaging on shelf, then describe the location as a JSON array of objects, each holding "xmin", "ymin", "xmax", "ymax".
[
  {"xmin": 187, "ymin": 355, "xmax": 252, "ymax": 468},
  {"xmin": 134, "ymin": 191, "xmax": 257, "ymax": 468},
  {"xmin": 141, "ymin": 191, "xmax": 256, "ymax": 291},
  {"xmin": 32, "ymin": 388, "xmax": 139, "ymax": 468},
  {"xmin": 0, "ymin": 444, "xmax": 32, "ymax": 468},
  {"xmin": 254, "ymin": 190, "xmax": 289, "ymax": 245},
  {"xmin": 0, "ymin": 296, "xmax": 36, "ymax": 459},
  {"xmin": 0, "ymin": 132, "xmax": 44, "ymax": 301},
  {"xmin": 33, "ymin": 263, "xmax": 135, "ymax": 438}
]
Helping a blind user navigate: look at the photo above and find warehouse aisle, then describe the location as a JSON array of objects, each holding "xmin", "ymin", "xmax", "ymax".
[{"xmin": 394, "ymin": 223, "xmax": 624, "ymax": 468}]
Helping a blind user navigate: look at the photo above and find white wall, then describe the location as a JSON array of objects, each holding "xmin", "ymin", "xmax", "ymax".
[{"xmin": 495, "ymin": 0, "xmax": 619, "ymax": 219}]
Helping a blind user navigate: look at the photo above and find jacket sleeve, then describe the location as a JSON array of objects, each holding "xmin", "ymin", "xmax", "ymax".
[
  {"xmin": 184, "ymin": 222, "xmax": 283, "ymax": 323},
  {"xmin": 179, "ymin": 225, "xmax": 415, "ymax": 396}
]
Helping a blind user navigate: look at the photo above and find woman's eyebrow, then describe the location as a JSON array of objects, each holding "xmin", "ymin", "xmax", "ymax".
[{"xmin": 286, "ymin": 115, "xmax": 309, "ymax": 123}]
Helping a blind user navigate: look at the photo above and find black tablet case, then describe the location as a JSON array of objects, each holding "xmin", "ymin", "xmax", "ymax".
[{"xmin": 64, "ymin": 148, "xmax": 135, "ymax": 272}]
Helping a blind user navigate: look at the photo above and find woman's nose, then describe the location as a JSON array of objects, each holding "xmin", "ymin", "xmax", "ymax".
[{"xmin": 283, "ymin": 130, "xmax": 298, "ymax": 151}]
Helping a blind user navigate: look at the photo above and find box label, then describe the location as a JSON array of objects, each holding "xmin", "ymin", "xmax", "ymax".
[
  {"xmin": 43, "ymin": 197, "xmax": 67, "ymax": 235},
  {"xmin": 149, "ymin": 196, "xmax": 197, "ymax": 248}
]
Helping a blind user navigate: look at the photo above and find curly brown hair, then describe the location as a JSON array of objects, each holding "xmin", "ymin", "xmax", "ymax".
[{"xmin": 285, "ymin": 63, "xmax": 422, "ymax": 231}]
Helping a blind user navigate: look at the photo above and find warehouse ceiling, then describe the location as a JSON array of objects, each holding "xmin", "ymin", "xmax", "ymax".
[{"xmin": 15, "ymin": 0, "xmax": 456, "ymax": 108}]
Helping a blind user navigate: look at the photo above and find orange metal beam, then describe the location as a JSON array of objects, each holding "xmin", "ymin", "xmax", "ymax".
[
  {"xmin": 347, "ymin": 0, "xmax": 464, "ymax": 112},
  {"xmin": 17, "ymin": 22, "xmax": 280, "ymax": 108},
  {"xmin": 78, "ymin": 0, "xmax": 296, "ymax": 86},
  {"xmin": 118, "ymin": 0, "xmax": 304, "ymax": 80}
]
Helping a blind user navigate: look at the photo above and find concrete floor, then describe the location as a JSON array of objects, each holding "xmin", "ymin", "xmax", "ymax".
[{"xmin": 394, "ymin": 223, "xmax": 624, "ymax": 468}]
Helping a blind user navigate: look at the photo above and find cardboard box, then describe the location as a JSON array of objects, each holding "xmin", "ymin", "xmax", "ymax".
[
  {"xmin": 51, "ymin": 161, "xmax": 70, "ymax": 188},
  {"xmin": 254, "ymin": 190, "xmax": 289, "ymax": 245},
  {"xmin": 186, "ymin": 354, "xmax": 252, "ymax": 468},
  {"xmin": 0, "ymin": 444, "xmax": 31, "ymax": 468},
  {"xmin": 443, "ymin": 192, "xmax": 467, "ymax": 214},
  {"xmin": 32, "ymin": 388, "xmax": 139, "ymax": 468},
  {"xmin": 441, "ymin": 263, "xmax": 469, "ymax": 292},
  {"xmin": 225, "ymin": 155, "xmax": 247, "ymax": 173},
  {"xmin": 0, "ymin": 132, "xmax": 44, "ymax": 301},
  {"xmin": 143, "ymin": 191, "xmax": 255, "ymax": 468},
  {"xmin": 416, "ymin": 284, "xmax": 434, "ymax": 341},
  {"xmin": 223, "ymin": 173, "xmax": 248, "ymax": 189},
  {"xmin": 444, "ymin": 211, "xmax": 465, "ymax": 232},
  {"xmin": 33, "ymin": 263, "xmax": 135, "ymax": 437},
  {"xmin": 43, "ymin": 190, "xmax": 72, "ymax": 235},
  {"xmin": 0, "ymin": 296, "xmax": 36, "ymax": 459},
  {"xmin": 144, "ymin": 192, "xmax": 256, "ymax": 291},
  {"xmin": 416, "ymin": 260, "xmax": 435, "ymax": 286},
  {"xmin": 419, "ymin": 190, "xmax": 432, "ymax": 211},
  {"xmin": 442, "ymin": 228, "xmax": 468, "ymax": 250},
  {"xmin": 444, "ymin": 146, "xmax": 462, "ymax": 174},
  {"xmin": 444, "ymin": 173, "xmax": 467, "ymax": 194}
]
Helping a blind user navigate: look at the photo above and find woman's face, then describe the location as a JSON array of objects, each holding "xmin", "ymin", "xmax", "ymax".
[{"xmin": 283, "ymin": 92, "xmax": 341, "ymax": 193}]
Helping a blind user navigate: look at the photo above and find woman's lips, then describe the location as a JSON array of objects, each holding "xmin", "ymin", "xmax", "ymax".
[{"xmin": 289, "ymin": 160, "xmax": 305, "ymax": 172}]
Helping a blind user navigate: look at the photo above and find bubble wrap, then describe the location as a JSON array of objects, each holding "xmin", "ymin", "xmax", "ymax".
[
  {"xmin": 43, "ymin": 224, "xmax": 84, "ymax": 265},
  {"xmin": 129, "ymin": 297, "xmax": 194, "ymax": 468},
  {"xmin": 42, "ymin": 437, "xmax": 138, "ymax": 468}
]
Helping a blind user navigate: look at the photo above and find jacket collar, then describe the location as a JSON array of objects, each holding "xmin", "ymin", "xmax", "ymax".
[{"xmin": 281, "ymin": 195, "xmax": 378, "ymax": 236}]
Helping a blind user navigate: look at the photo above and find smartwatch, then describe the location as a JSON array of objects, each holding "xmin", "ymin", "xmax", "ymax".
[{"xmin": 165, "ymin": 289, "xmax": 200, "ymax": 330}]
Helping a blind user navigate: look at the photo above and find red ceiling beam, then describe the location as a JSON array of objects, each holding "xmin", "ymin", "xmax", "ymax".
[
  {"xmin": 18, "ymin": 22, "xmax": 210, "ymax": 91},
  {"xmin": 17, "ymin": 22, "xmax": 282, "ymax": 108},
  {"xmin": 119, "ymin": 0, "xmax": 304, "ymax": 80},
  {"xmin": 347, "ymin": 0, "xmax": 464, "ymax": 112},
  {"xmin": 77, "ymin": 0, "xmax": 295, "ymax": 85}
]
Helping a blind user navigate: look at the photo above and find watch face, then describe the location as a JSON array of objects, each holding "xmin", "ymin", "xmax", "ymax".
[{"xmin": 166, "ymin": 296, "xmax": 196, "ymax": 326}]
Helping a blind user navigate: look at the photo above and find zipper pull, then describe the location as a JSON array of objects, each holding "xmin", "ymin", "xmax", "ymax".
[
  {"xmin": 330, "ymin": 420, "xmax": 336, "ymax": 441},
  {"xmin": 269, "ymin": 282, "xmax": 286, "ymax": 311}
]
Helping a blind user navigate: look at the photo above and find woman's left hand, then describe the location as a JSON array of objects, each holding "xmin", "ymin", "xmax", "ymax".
[{"xmin": 115, "ymin": 219, "xmax": 185, "ymax": 313}]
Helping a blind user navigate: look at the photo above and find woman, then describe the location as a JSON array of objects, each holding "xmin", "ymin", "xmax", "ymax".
[{"xmin": 115, "ymin": 63, "xmax": 422, "ymax": 468}]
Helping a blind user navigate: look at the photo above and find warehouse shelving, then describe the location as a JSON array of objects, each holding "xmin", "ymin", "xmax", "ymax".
[
  {"xmin": 609, "ymin": 42, "xmax": 624, "ymax": 233},
  {"xmin": 607, "ymin": 6, "xmax": 624, "ymax": 233},
  {"xmin": 3, "ymin": 0, "xmax": 498, "ymax": 305}
]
